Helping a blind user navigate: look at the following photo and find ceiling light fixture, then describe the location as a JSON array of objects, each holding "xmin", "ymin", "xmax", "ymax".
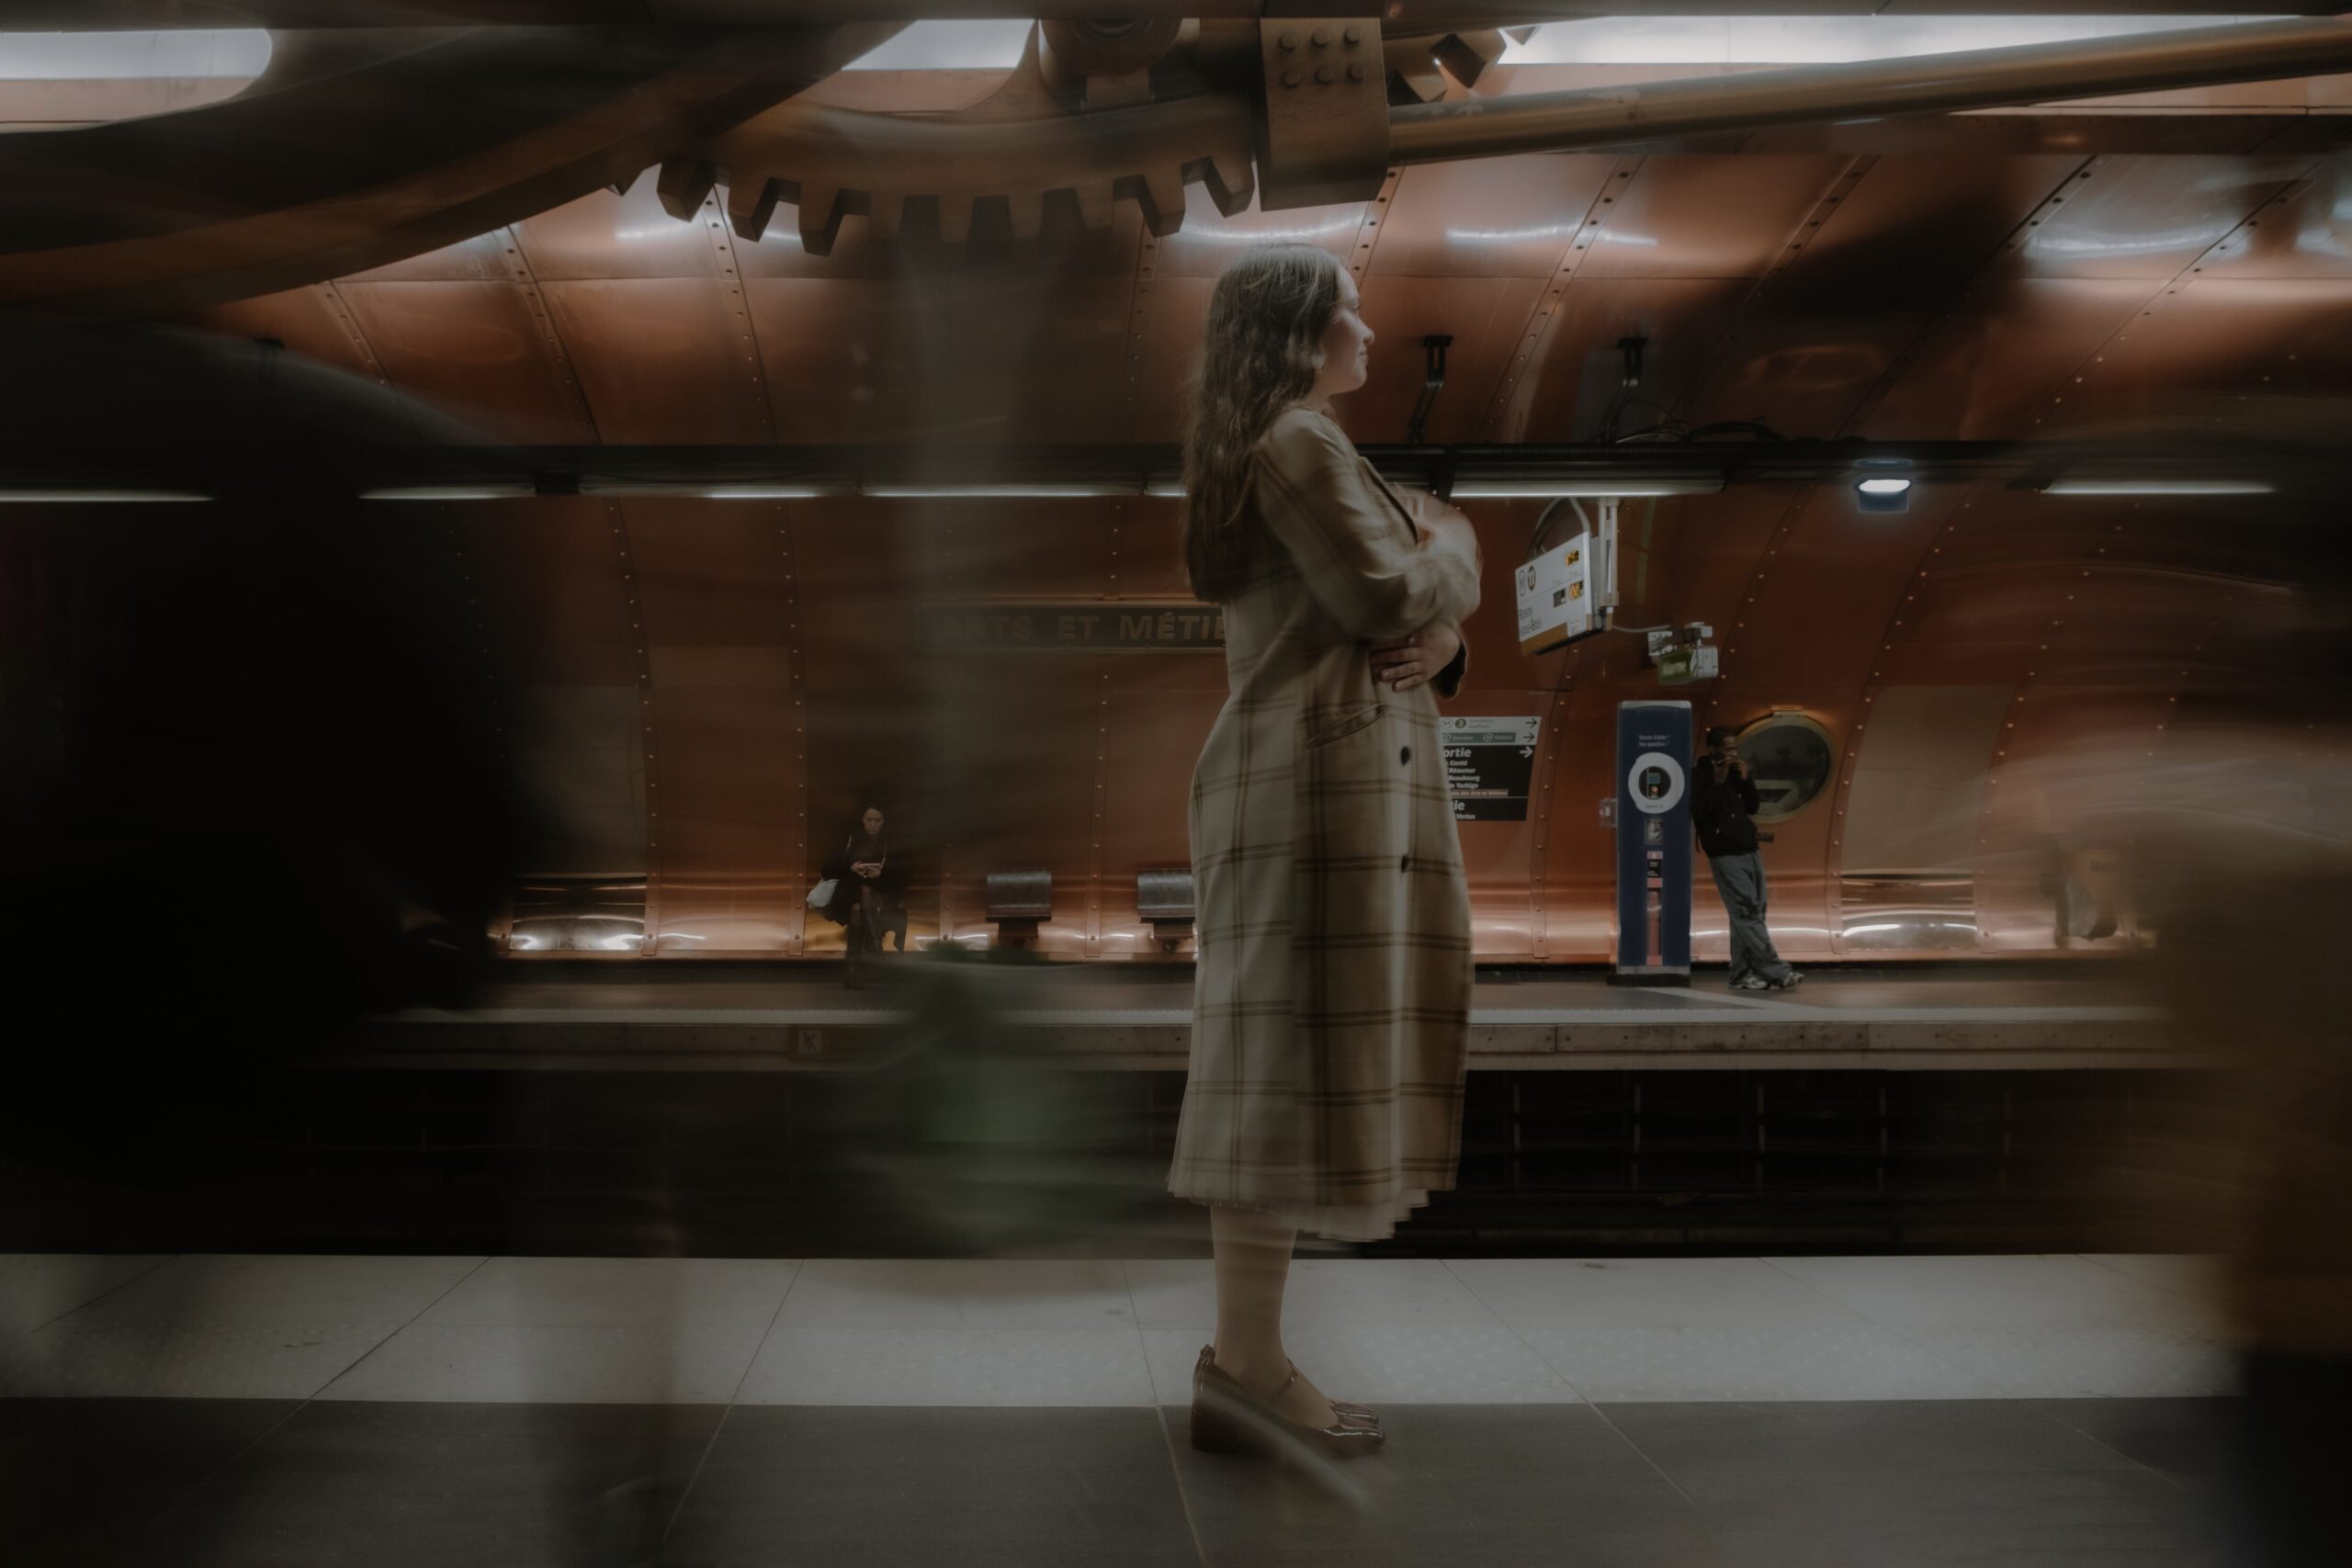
[{"xmin": 1854, "ymin": 475, "xmax": 1912, "ymax": 513}]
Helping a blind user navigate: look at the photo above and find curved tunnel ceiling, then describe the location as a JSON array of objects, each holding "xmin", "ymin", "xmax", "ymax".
[{"xmin": 4, "ymin": 30, "xmax": 2346, "ymax": 964}]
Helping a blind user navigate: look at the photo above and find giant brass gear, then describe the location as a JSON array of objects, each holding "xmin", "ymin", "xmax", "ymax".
[{"xmin": 655, "ymin": 23, "xmax": 1520, "ymax": 254}]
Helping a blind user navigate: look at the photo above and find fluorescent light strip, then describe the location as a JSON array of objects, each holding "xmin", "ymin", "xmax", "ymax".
[
  {"xmin": 1447, "ymin": 479, "xmax": 1724, "ymax": 499},
  {"xmin": 2043, "ymin": 478, "xmax": 2275, "ymax": 496},
  {"xmin": 580, "ymin": 481, "xmax": 841, "ymax": 499},
  {"xmin": 360, "ymin": 485, "xmax": 536, "ymax": 501},
  {"xmin": 1857, "ymin": 478, "xmax": 1913, "ymax": 495},
  {"xmin": 0, "ymin": 488, "xmax": 210, "ymax": 502},
  {"xmin": 861, "ymin": 482, "xmax": 1137, "ymax": 499}
]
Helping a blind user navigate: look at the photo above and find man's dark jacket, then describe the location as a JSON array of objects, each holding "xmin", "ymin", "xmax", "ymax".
[{"xmin": 1691, "ymin": 760, "xmax": 1761, "ymax": 858}]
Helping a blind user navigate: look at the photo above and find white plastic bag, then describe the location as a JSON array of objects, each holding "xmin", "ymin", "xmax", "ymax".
[{"xmin": 806, "ymin": 877, "xmax": 839, "ymax": 909}]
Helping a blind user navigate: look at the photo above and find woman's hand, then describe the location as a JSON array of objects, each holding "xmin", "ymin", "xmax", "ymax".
[
  {"xmin": 1370, "ymin": 623, "xmax": 1463, "ymax": 694},
  {"xmin": 853, "ymin": 861, "xmax": 879, "ymax": 879}
]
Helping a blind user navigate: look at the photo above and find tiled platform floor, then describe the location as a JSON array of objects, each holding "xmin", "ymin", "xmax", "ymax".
[{"xmin": 3, "ymin": 1253, "xmax": 2254, "ymax": 1566}]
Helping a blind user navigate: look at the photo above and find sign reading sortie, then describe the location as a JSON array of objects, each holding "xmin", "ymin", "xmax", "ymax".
[
  {"xmin": 921, "ymin": 604, "xmax": 1227, "ymax": 650},
  {"xmin": 1441, "ymin": 716, "xmax": 1544, "ymax": 822}
]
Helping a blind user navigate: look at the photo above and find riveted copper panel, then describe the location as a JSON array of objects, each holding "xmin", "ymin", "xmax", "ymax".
[
  {"xmin": 1347, "ymin": 274, "xmax": 1544, "ymax": 445},
  {"xmin": 1112, "ymin": 502, "xmax": 1196, "ymax": 601},
  {"xmin": 1130, "ymin": 274, "xmax": 1214, "ymax": 444},
  {"xmin": 918, "ymin": 271, "xmax": 1132, "ymax": 444},
  {"xmin": 744, "ymin": 278, "xmax": 904, "ymax": 443},
  {"xmin": 2199, "ymin": 155, "xmax": 2352, "ymax": 278},
  {"xmin": 1096, "ymin": 682, "xmax": 1225, "ymax": 956},
  {"xmin": 627, "ymin": 501, "xmax": 799, "ymax": 955},
  {"xmin": 1576, "ymin": 154, "xmax": 1852, "ymax": 280},
  {"xmin": 923, "ymin": 498, "xmax": 1120, "ymax": 599},
  {"xmin": 791, "ymin": 499, "xmax": 935, "ymax": 694},
  {"xmin": 1858, "ymin": 277, "xmax": 2149, "ymax": 439},
  {"xmin": 1371, "ymin": 154, "xmax": 1613, "ymax": 277},
  {"xmin": 342, "ymin": 231, "xmax": 514, "ymax": 285},
  {"xmin": 335, "ymin": 280, "xmax": 596, "ymax": 444},
  {"xmin": 1498, "ymin": 276, "xmax": 1751, "ymax": 443},
  {"xmin": 2062, "ymin": 276, "xmax": 2352, "ymax": 424},
  {"xmin": 181, "ymin": 287, "xmax": 376, "ymax": 381},
  {"xmin": 1722, "ymin": 487, "xmax": 1953, "ymax": 694},
  {"xmin": 1155, "ymin": 183, "xmax": 1362, "ymax": 278},
  {"xmin": 1685, "ymin": 154, "xmax": 2082, "ymax": 435},
  {"xmin": 1995, "ymin": 153, "xmax": 2310, "ymax": 279},
  {"xmin": 517, "ymin": 181, "xmax": 729, "ymax": 281},
  {"xmin": 540, "ymin": 277, "xmax": 773, "ymax": 444},
  {"xmin": 747, "ymin": 270, "xmax": 1133, "ymax": 445}
]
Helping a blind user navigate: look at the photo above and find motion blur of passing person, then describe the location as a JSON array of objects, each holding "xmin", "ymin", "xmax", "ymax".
[
  {"xmin": 816, "ymin": 801, "xmax": 908, "ymax": 989},
  {"xmin": 1692, "ymin": 724, "xmax": 1802, "ymax": 991},
  {"xmin": 0, "ymin": 325, "xmax": 524, "ymax": 1140},
  {"xmin": 1170, "ymin": 241, "xmax": 1482, "ymax": 1462}
]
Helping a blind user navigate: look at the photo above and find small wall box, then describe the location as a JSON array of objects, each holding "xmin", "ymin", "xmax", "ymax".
[{"xmin": 1517, "ymin": 536, "xmax": 1597, "ymax": 657}]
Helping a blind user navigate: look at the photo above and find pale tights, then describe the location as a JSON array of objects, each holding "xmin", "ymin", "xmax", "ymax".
[{"xmin": 1210, "ymin": 1203, "xmax": 1340, "ymax": 1427}]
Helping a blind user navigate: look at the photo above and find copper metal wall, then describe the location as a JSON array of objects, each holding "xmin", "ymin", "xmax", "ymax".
[{"xmin": 173, "ymin": 64, "xmax": 2352, "ymax": 962}]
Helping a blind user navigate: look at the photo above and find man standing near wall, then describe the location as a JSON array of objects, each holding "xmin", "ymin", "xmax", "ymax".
[{"xmin": 1692, "ymin": 725, "xmax": 1804, "ymax": 991}]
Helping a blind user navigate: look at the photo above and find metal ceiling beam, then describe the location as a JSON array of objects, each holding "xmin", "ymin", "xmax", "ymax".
[
  {"xmin": 0, "ymin": 22, "xmax": 898, "ymax": 314},
  {"xmin": 1388, "ymin": 16, "xmax": 2352, "ymax": 164}
]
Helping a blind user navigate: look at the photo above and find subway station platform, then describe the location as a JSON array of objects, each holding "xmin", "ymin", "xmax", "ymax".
[
  {"xmin": 3, "ymin": 1250, "xmax": 2246, "ymax": 1567},
  {"xmin": 331, "ymin": 960, "xmax": 2186, "ymax": 1075}
]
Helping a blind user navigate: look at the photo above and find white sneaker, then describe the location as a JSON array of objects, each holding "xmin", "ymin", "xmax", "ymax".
[
  {"xmin": 1732, "ymin": 974, "xmax": 1771, "ymax": 991},
  {"xmin": 1770, "ymin": 970, "xmax": 1805, "ymax": 991}
]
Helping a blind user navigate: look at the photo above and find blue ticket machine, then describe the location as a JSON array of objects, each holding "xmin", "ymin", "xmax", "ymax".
[{"xmin": 1615, "ymin": 700, "xmax": 1692, "ymax": 984}]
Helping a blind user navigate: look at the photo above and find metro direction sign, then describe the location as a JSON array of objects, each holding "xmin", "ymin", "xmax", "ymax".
[{"xmin": 1440, "ymin": 715, "xmax": 1543, "ymax": 822}]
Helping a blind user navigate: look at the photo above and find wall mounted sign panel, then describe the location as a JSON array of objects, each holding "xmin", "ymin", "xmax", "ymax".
[
  {"xmin": 1440, "ymin": 715, "xmax": 1543, "ymax": 822},
  {"xmin": 921, "ymin": 603, "xmax": 1224, "ymax": 651}
]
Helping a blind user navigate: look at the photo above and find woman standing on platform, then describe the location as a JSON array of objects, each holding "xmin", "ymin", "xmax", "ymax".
[
  {"xmin": 1168, "ymin": 243, "xmax": 1483, "ymax": 1459},
  {"xmin": 818, "ymin": 802, "xmax": 906, "ymax": 989}
]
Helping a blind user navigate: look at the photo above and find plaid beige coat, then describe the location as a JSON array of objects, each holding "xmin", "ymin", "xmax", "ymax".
[{"xmin": 1168, "ymin": 407, "xmax": 1482, "ymax": 1242}]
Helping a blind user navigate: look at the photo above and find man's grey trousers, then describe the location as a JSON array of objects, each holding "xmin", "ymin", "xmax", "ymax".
[{"xmin": 1706, "ymin": 851, "xmax": 1792, "ymax": 983}]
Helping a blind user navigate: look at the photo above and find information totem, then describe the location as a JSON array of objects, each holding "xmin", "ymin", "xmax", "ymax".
[{"xmin": 1614, "ymin": 700, "xmax": 1693, "ymax": 984}]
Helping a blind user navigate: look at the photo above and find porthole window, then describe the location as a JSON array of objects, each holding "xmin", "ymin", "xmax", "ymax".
[{"xmin": 1734, "ymin": 713, "xmax": 1836, "ymax": 822}]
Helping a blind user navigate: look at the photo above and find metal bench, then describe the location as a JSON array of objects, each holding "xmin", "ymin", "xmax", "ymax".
[
  {"xmin": 984, "ymin": 868, "xmax": 1053, "ymax": 949},
  {"xmin": 1136, "ymin": 868, "xmax": 1195, "ymax": 953}
]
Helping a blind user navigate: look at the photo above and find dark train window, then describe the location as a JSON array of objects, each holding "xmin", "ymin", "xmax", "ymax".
[{"xmin": 1735, "ymin": 714, "xmax": 1836, "ymax": 822}]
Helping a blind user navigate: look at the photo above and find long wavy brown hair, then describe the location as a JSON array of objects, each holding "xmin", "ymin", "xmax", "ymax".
[{"xmin": 1180, "ymin": 243, "xmax": 1344, "ymax": 602}]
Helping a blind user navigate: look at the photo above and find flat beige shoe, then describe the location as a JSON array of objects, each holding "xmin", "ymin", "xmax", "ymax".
[{"xmin": 1190, "ymin": 1346, "xmax": 1384, "ymax": 1459}]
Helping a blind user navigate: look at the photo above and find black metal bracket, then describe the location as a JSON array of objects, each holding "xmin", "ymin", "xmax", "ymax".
[{"xmin": 1408, "ymin": 333, "xmax": 1453, "ymax": 446}]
